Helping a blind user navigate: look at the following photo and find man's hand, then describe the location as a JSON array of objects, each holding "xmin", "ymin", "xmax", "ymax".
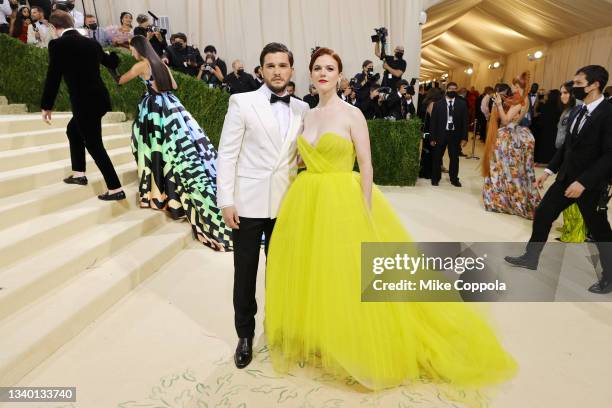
[
  {"xmin": 162, "ymin": 57, "xmax": 169, "ymax": 65},
  {"xmin": 535, "ymin": 173, "xmax": 549, "ymax": 189},
  {"xmin": 430, "ymin": 140, "xmax": 437, "ymax": 147},
  {"xmin": 42, "ymin": 109, "xmax": 52, "ymax": 125},
  {"xmin": 35, "ymin": 32, "xmax": 41, "ymax": 40},
  {"xmin": 565, "ymin": 181, "xmax": 585, "ymax": 198},
  {"xmin": 222, "ymin": 206, "xmax": 240, "ymax": 229}
]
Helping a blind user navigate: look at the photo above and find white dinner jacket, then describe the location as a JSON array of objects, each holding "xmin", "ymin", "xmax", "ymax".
[{"xmin": 217, "ymin": 86, "xmax": 310, "ymax": 218}]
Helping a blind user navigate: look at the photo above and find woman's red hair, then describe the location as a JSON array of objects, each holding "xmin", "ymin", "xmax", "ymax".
[{"xmin": 309, "ymin": 47, "xmax": 343, "ymax": 73}]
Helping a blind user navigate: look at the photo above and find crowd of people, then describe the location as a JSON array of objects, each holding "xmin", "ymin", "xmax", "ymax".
[{"xmin": 2, "ymin": 0, "xmax": 419, "ymax": 122}]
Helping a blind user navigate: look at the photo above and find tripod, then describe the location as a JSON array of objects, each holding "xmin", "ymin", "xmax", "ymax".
[{"xmin": 465, "ymin": 118, "xmax": 480, "ymax": 160}]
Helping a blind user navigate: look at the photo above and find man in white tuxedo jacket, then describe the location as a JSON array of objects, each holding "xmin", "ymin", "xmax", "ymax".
[{"xmin": 217, "ymin": 43, "xmax": 310, "ymax": 369}]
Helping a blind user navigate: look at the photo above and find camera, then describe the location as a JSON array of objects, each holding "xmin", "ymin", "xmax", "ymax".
[
  {"xmin": 377, "ymin": 86, "xmax": 392, "ymax": 101},
  {"xmin": 147, "ymin": 11, "xmax": 168, "ymax": 36},
  {"xmin": 55, "ymin": 0, "xmax": 75, "ymax": 12},
  {"xmin": 371, "ymin": 27, "xmax": 388, "ymax": 59}
]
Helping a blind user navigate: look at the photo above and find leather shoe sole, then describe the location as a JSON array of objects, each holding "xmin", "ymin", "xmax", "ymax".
[
  {"xmin": 98, "ymin": 191, "xmax": 126, "ymax": 201},
  {"xmin": 588, "ymin": 280, "xmax": 612, "ymax": 294}
]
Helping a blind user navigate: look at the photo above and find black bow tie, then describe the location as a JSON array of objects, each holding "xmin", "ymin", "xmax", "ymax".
[{"xmin": 270, "ymin": 94, "xmax": 291, "ymax": 104}]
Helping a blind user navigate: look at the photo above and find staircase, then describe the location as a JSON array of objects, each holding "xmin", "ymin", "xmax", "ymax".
[{"xmin": 0, "ymin": 102, "xmax": 193, "ymax": 386}]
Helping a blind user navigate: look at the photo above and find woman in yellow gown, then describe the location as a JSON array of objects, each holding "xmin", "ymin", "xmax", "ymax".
[{"xmin": 264, "ymin": 48, "xmax": 517, "ymax": 391}]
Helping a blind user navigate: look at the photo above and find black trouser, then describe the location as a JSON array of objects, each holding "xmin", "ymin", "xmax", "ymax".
[
  {"xmin": 0, "ymin": 24, "xmax": 9, "ymax": 34},
  {"xmin": 431, "ymin": 130, "xmax": 461, "ymax": 183},
  {"xmin": 232, "ymin": 216, "xmax": 276, "ymax": 338},
  {"xmin": 67, "ymin": 111, "xmax": 121, "ymax": 190},
  {"xmin": 526, "ymin": 180, "xmax": 612, "ymax": 279}
]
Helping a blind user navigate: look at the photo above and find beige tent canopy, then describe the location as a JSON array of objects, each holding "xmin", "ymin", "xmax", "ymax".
[{"xmin": 420, "ymin": 0, "xmax": 612, "ymax": 91}]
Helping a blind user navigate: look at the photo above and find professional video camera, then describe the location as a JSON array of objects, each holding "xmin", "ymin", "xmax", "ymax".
[
  {"xmin": 147, "ymin": 11, "xmax": 167, "ymax": 36},
  {"xmin": 371, "ymin": 27, "xmax": 388, "ymax": 59},
  {"xmin": 54, "ymin": 0, "xmax": 75, "ymax": 12}
]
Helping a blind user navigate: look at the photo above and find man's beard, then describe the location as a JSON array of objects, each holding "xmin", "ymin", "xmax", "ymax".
[{"xmin": 264, "ymin": 78, "xmax": 289, "ymax": 93}]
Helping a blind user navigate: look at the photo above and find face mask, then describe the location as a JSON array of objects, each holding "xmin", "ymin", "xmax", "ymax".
[
  {"xmin": 367, "ymin": 67, "xmax": 374, "ymax": 73},
  {"xmin": 572, "ymin": 85, "xmax": 588, "ymax": 100},
  {"xmin": 446, "ymin": 91, "xmax": 457, "ymax": 98},
  {"xmin": 395, "ymin": 52, "xmax": 404, "ymax": 59},
  {"xmin": 67, "ymin": 3, "xmax": 75, "ymax": 11},
  {"xmin": 237, "ymin": 68, "xmax": 244, "ymax": 75},
  {"xmin": 88, "ymin": 23, "xmax": 98, "ymax": 30}
]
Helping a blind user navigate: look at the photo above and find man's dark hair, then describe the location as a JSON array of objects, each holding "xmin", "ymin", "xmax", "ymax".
[
  {"xmin": 530, "ymin": 83, "xmax": 539, "ymax": 93},
  {"xmin": 447, "ymin": 82, "xmax": 458, "ymax": 89},
  {"xmin": 575, "ymin": 65, "xmax": 609, "ymax": 92},
  {"xmin": 85, "ymin": 14, "xmax": 95, "ymax": 19},
  {"xmin": 31, "ymin": 6, "xmax": 44, "ymax": 14},
  {"xmin": 254, "ymin": 65, "xmax": 260, "ymax": 73},
  {"xmin": 170, "ymin": 33, "xmax": 187, "ymax": 43},
  {"xmin": 370, "ymin": 83, "xmax": 381, "ymax": 92},
  {"xmin": 204, "ymin": 45, "xmax": 217, "ymax": 54},
  {"xmin": 362, "ymin": 59, "xmax": 373, "ymax": 68},
  {"xmin": 287, "ymin": 81, "xmax": 296, "ymax": 88},
  {"xmin": 396, "ymin": 79, "xmax": 409, "ymax": 90},
  {"xmin": 136, "ymin": 14, "xmax": 149, "ymax": 24},
  {"xmin": 49, "ymin": 10, "xmax": 74, "ymax": 29},
  {"xmin": 260, "ymin": 42, "xmax": 294, "ymax": 67}
]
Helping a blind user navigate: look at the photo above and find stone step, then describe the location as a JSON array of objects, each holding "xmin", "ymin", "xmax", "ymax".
[
  {"xmin": 0, "ymin": 145, "xmax": 133, "ymax": 198},
  {"xmin": 0, "ymin": 222, "xmax": 191, "ymax": 386},
  {"xmin": 0, "ymin": 112, "xmax": 126, "ymax": 134},
  {"xmin": 0, "ymin": 122, "xmax": 131, "ymax": 152},
  {"xmin": 0, "ymin": 161, "xmax": 137, "ymax": 231},
  {"xmin": 0, "ymin": 207, "xmax": 170, "ymax": 322},
  {"xmin": 0, "ymin": 104, "xmax": 27, "ymax": 115},
  {"xmin": 0, "ymin": 185, "xmax": 139, "ymax": 268}
]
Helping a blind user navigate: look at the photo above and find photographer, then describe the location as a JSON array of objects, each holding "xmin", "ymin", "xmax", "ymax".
[
  {"xmin": 27, "ymin": 6, "xmax": 52, "ymax": 48},
  {"xmin": 287, "ymin": 81, "xmax": 301, "ymax": 100},
  {"xmin": 53, "ymin": 0, "xmax": 82, "ymax": 27},
  {"xmin": 203, "ymin": 45, "xmax": 227, "ymax": 78},
  {"xmin": 224, "ymin": 59, "xmax": 258, "ymax": 94},
  {"xmin": 133, "ymin": 14, "xmax": 167, "ymax": 57},
  {"xmin": 353, "ymin": 59, "xmax": 380, "ymax": 104},
  {"xmin": 358, "ymin": 83, "xmax": 385, "ymax": 119},
  {"xmin": 303, "ymin": 84, "xmax": 319, "ymax": 109},
  {"xmin": 338, "ymin": 78, "xmax": 351, "ymax": 102},
  {"xmin": 384, "ymin": 79, "xmax": 416, "ymax": 120},
  {"xmin": 373, "ymin": 29, "xmax": 406, "ymax": 90},
  {"xmin": 165, "ymin": 33, "xmax": 203, "ymax": 76},
  {"xmin": 84, "ymin": 14, "xmax": 110, "ymax": 47},
  {"xmin": 196, "ymin": 53, "xmax": 224, "ymax": 88}
]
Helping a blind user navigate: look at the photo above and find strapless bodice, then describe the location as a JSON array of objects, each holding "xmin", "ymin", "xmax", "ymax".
[{"xmin": 298, "ymin": 132, "xmax": 355, "ymax": 173}]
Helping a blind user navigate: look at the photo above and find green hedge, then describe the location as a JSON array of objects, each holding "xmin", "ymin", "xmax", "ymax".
[{"xmin": 0, "ymin": 34, "xmax": 421, "ymax": 185}]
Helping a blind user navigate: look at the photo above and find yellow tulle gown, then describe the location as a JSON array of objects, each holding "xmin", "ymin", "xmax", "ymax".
[{"xmin": 265, "ymin": 132, "xmax": 517, "ymax": 391}]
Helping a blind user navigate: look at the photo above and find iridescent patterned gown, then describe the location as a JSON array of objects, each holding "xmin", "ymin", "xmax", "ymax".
[{"xmin": 131, "ymin": 78, "xmax": 232, "ymax": 250}]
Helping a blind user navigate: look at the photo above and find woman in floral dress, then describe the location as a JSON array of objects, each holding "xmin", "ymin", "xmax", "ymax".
[{"xmin": 482, "ymin": 73, "xmax": 541, "ymax": 219}]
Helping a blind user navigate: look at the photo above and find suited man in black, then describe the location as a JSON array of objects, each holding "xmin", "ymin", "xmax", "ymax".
[
  {"xmin": 384, "ymin": 79, "xmax": 416, "ymax": 120},
  {"xmin": 506, "ymin": 65, "xmax": 612, "ymax": 294},
  {"xmin": 429, "ymin": 82, "xmax": 468, "ymax": 187},
  {"xmin": 41, "ymin": 10, "xmax": 124, "ymax": 200}
]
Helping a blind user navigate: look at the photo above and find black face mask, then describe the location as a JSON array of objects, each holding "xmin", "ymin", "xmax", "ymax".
[
  {"xmin": 87, "ymin": 23, "xmax": 98, "ymax": 30},
  {"xmin": 395, "ymin": 52, "xmax": 404, "ymax": 59},
  {"xmin": 446, "ymin": 91, "xmax": 457, "ymax": 99},
  {"xmin": 237, "ymin": 68, "xmax": 244, "ymax": 75},
  {"xmin": 367, "ymin": 67, "xmax": 374, "ymax": 74},
  {"xmin": 572, "ymin": 86, "xmax": 588, "ymax": 100}
]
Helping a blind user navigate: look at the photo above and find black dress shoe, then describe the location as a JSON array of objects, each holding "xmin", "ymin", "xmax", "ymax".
[
  {"xmin": 98, "ymin": 191, "xmax": 126, "ymax": 201},
  {"xmin": 431, "ymin": 181, "xmax": 439, "ymax": 186},
  {"xmin": 234, "ymin": 337, "xmax": 253, "ymax": 369},
  {"xmin": 504, "ymin": 253, "xmax": 538, "ymax": 270},
  {"xmin": 588, "ymin": 278, "xmax": 612, "ymax": 294},
  {"xmin": 451, "ymin": 180, "xmax": 462, "ymax": 187},
  {"xmin": 63, "ymin": 175, "xmax": 88, "ymax": 186}
]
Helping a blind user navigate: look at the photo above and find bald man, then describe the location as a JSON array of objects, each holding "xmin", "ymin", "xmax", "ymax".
[{"xmin": 225, "ymin": 59, "xmax": 259, "ymax": 95}]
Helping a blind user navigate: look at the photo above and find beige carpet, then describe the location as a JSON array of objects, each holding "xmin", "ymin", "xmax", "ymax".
[{"xmin": 9, "ymin": 141, "xmax": 612, "ymax": 408}]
